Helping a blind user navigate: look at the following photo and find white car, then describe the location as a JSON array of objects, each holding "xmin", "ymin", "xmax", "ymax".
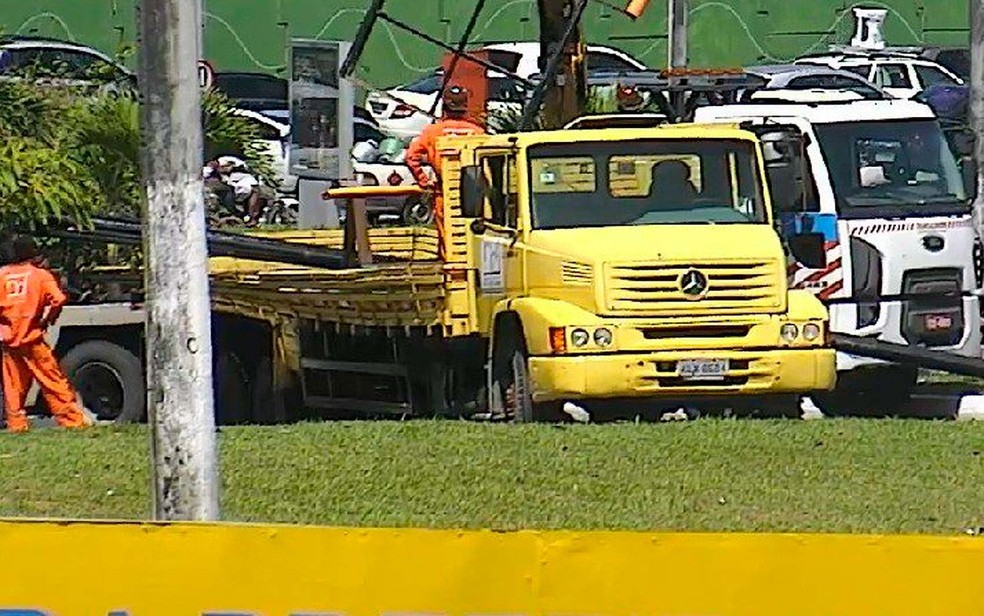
[
  {"xmin": 794, "ymin": 51, "xmax": 963, "ymax": 99},
  {"xmin": 231, "ymin": 109, "xmax": 294, "ymax": 192},
  {"xmin": 232, "ymin": 107, "xmax": 428, "ymax": 223},
  {"xmin": 366, "ymin": 42, "xmax": 647, "ymax": 138},
  {"xmin": 0, "ymin": 35, "xmax": 135, "ymax": 92}
]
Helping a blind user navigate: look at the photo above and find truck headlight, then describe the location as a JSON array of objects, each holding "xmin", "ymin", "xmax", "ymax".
[
  {"xmin": 802, "ymin": 322, "xmax": 822, "ymax": 341},
  {"xmin": 571, "ymin": 328, "xmax": 590, "ymax": 347},
  {"xmin": 780, "ymin": 323, "xmax": 799, "ymax": 342},
  {"xmin": 593, "ymin": 327, "xmax": 613, "ymax": 347}
]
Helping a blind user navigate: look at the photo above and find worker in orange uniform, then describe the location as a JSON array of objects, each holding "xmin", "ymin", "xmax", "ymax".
[
  {"xmin": 405, "ymin": 85, "xmax": 485, "ymax": 259},
  {"xmin": 0, "ymin": 236, "xmax": 90, "ymax": 433}
]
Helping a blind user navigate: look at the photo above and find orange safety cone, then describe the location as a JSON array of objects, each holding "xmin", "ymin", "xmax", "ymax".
[{"xmin": 625, "ymin": 0, "xmax": 651, "ymax": 18}]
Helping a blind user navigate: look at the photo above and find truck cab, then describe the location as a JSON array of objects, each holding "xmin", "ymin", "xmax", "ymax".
[
  {"xmin": 449, "ymin": 124, "xmax": 836, "ymax": 419},
  {"xmin": 694, "ymin": 97, "xmax": 981, "ymax": 412}
]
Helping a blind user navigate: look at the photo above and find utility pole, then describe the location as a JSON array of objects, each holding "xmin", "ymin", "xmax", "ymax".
[
  {"xmin": 137, "ymin": 0, "xmax": 220, "ymax": 521},
  {"xmin": 537, "ymin": 0, "xmax": 587, "ymax": 128},
  {"xmin": 971, "ymin": 0, "xmax": 984, "ymax": 235},
  {"xmin": 668, "ymin": 0, "xmax": 688, "ymax": 68},
  {"xmin": 198, "ymin": 0, "xmax": 206, "ymax": 56}
]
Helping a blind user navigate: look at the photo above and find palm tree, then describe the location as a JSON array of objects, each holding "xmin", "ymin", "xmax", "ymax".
[{"xmin": 0, "ymin": 79, "xmax": 272, "ymax": 229}]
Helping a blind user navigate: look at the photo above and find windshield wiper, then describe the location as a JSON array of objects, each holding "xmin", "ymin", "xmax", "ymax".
[{"xmin": 881, "ymin": 189, "xmax": 964, "ymax": 206}]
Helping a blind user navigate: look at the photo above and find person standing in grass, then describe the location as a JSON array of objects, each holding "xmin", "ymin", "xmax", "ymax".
[{"xmin": 0, "ymin": 236, "xmax": 90, "ymax": 433}]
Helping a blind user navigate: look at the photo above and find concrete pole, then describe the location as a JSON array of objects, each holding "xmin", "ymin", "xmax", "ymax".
[
  {"xmin": 668, "ymin": 0, "xmax": 688, "ymax": 68},
  {"xmin": 198, "ymin": 0, "xmax": 206, "ymax": 57},
  {"xmin": 537, "ymin": 0, "xmax": 587, "ymax": 128},
  {"xmin": 970, "ymin": 0, "xmax": 984, "ymax": 235},
  {"xmin": 137, "ymin": 0, "xmax": 220, "ymax": 521}
]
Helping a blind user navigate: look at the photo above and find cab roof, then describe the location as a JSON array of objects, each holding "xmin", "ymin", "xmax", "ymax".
[
  {"xmin": 478, "ymin": 123, "xmax": 757, "ymax": 148},
  {"xmin": 693, "ymin": 97, "xmax": 935, "ymax": 124}
]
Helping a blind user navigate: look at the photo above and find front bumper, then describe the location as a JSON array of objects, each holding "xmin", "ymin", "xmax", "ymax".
[
  {"xmin": 529, "ymin": 348, "xmax": 836, "ymax": 402},
  {"xmin": 833, "ymin": 296, "xmax": 982, "ymax": 372}
]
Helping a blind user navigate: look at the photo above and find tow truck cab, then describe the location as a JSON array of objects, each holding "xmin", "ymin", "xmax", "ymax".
[
  {"xmin": 694, "ymin": 96, "xmax": 981, "ymax": 408},
  {"xmin": 451, "ymin": 124, "xmax": 835, "ymax": 416}
]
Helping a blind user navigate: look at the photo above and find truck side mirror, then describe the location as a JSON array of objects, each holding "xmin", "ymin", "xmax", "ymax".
[
  {"xmin": 460, "ymin": 165, "xmax": 485, "ymax": 218},
  {"xmin": 789, "ymin": 232, "xmax": 826, "ymax": 269},
  {"xmin": 962, "ymin": 157, "xmax": 978, "ymax": 202}
]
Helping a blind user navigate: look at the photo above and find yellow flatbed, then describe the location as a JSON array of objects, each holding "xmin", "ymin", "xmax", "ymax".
[{"xmin": 208, "ymin": 226, "xmax": 452, "ymax": 329}]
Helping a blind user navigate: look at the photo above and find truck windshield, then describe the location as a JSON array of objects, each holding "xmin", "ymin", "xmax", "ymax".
[
  {"xmin": 527, "ymin": 139, "xmax": 767, "ymax": 230},
  {"xmin": 812, "ymin": 119, "xmax": 968, "ymax": 218}
]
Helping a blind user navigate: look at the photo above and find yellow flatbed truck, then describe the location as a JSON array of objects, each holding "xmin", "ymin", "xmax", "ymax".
[{"xmin": 209, "ymin": 124, "xmax": 836, "ymax": 421}]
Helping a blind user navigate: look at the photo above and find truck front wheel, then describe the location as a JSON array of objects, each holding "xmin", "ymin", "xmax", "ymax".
[
  {"xmin": 813, "ymin": 365, "xmax": 918, "ymax": 416},
  {"xmin": 61, "ymin": 340, "xmax": 145, "ymax": 424},
  {"xmin": 490, "ymin": 327, "xmax": 562, "ymax": 423}
]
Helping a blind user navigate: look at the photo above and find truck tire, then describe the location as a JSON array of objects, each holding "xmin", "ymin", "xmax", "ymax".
[
  {"xmin": 61, "ymin": 340, "xmax": 145, "ymax": 424},
  {"xmin": 491, "ymin": 328, "xmax": 536, "ymax": 423},
  {"xmin": 250, "ymin": 356, "xmax": 276, "ymax": 424},
  {"xmin": 215, "ymin": 350, "xmax": 250, "ymax": 425},
  {"xmin": 813, "ymin": 365, "xmax": 917, "ymax": 417}
]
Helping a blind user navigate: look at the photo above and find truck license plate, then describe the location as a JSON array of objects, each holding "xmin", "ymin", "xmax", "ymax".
[
  {"xmin": 925, "ymin": 314, "xmax": 953, "ymax": 331},
  {"xmin": 676, "ymin": 358, "xmax": 729, "ymax": 380}
]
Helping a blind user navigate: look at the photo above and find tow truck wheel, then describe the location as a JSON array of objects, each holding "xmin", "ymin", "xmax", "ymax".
[
  {"xmin": 813, "ymin": 366, "xmax": 918, "ymax": 417},
  {"xmin": 61, "ymin": 340, "xmax": 145, "ymax": 424},
  {"xmin": 215, "ymin": 351, "xmax": 250, "ymax": 425},
  {"xmin": 491, "ymin": 328, "xmax": 541, "ymax": 423},
  {"xmin": 504, "ymin": 349, "xmax": 535, "ymax": 423}
]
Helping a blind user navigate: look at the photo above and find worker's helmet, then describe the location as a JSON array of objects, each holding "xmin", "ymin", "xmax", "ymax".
[
  {"xmin": 443, "ymin": 85, "xmax": 470, "ymax": 113},
  {"xmin": 615, "ymin": 85, "xmax": 645, "ymax": 112}
]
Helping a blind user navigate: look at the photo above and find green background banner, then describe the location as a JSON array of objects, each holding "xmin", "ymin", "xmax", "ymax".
[{"xmin": 2, "ymin": 1, "xmax": 969, "ymax": 88}]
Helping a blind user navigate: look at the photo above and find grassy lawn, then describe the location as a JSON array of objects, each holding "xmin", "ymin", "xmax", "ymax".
[{"xmin": 0, "ymin": 420, "xmax": 982, "ymax": 534}]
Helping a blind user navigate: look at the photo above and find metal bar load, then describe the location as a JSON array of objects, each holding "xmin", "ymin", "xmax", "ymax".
[
  {"xmin": 832, "ymin": 333, "xmax": 984, "ymax": 379},
  {"xmin": 44, "ymin": 217, "xmax": 351, "ymax": 270}
]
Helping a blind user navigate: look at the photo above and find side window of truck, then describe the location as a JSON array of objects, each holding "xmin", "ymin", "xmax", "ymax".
[
  {"xmin": 480, "ymin": 155, "xmax": 519, "ymax": 227},
  {"xmin": 760, "ymin": 129, "xmax": 821, "ymax": 213}
]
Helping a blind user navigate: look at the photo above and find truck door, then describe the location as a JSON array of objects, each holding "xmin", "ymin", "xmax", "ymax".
[
  {"xmin": 468, "ymin": 151, "xmax": 524, "ymax": 332},
  {"xmin": 746, "ymin": 123, "xmax": 843, "ymax": 299}
]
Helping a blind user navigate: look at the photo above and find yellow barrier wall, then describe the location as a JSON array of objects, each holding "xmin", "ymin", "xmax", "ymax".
[{"xmin": 2, "ymin": 519, "xmax": 984, "ymax": 615}]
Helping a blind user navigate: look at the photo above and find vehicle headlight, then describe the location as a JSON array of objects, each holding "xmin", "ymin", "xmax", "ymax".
[
  {"xmin": 780, "ymin": 323, "xmax": 799, "ymax": 342},
  {"xmin": 593, "ymin": 327, "xmax": 613, "ymax": 347},
  {"xmin": 571, "ymin": 328, "xmax": 590, "ymax": 347},
  {"xmin": 802, "ymin": 322, "xmax": 822, "ymax": 341}
]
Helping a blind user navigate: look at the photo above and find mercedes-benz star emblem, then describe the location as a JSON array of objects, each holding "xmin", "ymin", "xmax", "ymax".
[{"xmin": 679, "ymin": 269, "xmax": 708, "ymax": 299}]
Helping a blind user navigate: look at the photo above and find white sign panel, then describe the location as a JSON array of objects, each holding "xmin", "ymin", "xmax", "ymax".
[
  {"xmin": 288, "ymin": 39, "xmax": 354, "ymax": 182},
  {"xmin": 480, "ymin": 239, "xmax": 505, "ymax": 292}
]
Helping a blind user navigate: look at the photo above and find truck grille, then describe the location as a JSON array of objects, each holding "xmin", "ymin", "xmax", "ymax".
[
  {"xmin": 561, "ymin": 261, "xmax": 593, "ymax": 286},
  {"xmin": 603, "ymin": 260, "xmax": 782, "ymax": 315}
]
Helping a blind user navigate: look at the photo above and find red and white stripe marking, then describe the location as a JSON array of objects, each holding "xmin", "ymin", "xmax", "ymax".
[{"xmin": 788, "ymin": 241, "xmax": 844, "ymax": 300}]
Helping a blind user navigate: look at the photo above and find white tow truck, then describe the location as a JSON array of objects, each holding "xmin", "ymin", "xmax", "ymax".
[{"xmin": 695, "ymin": 90, "xmax": 981, "ymax": 412}]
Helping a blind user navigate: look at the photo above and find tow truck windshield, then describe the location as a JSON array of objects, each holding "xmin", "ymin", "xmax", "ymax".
[
  {"xmin": 813, "ymin": 119, "xmax": 968, "ymax": 218},
  {"xmin": 527, "ymin": 139, "xmax": 767, "ymax": 230}
]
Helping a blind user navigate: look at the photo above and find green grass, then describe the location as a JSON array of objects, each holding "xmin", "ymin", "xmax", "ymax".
[{"xmin": 1, "ymin": 420, "xmax": 983, "ymax": 534}]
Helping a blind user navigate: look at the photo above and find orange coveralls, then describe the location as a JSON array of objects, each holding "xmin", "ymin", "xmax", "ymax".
[
  {"xmin": 0, "ymin": 262, "xmax": 87, "ymax": 432},
  {"xmin": 405, "ymin": 118, "xmax": 485, "ymax": 258}
]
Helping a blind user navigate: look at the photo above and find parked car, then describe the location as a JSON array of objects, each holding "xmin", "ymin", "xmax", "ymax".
[
  {"xmin": 0, "ymin": 35, "xmax": 134, "ymax": 89},
  {"xmin": 794, "ymin": 50, "xmax": 963, "ymax": 99},
  {"xmin": 742, "ymin": 64, "xmax": 890, "ymax": 100},
  {"xmin": 213, "ymin": 71, "xmax": 290, "ymax": 122},
  {"xmin": 365, "ymin": 42, "xmax": 647, "ymax": 137},
  {"xmin": 232, "ymin": 106, "xmax": 425, "ymax": 223},
  {"xmin": 920, "ymin": 47, "xmax": 970, "ymax": 81}
]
